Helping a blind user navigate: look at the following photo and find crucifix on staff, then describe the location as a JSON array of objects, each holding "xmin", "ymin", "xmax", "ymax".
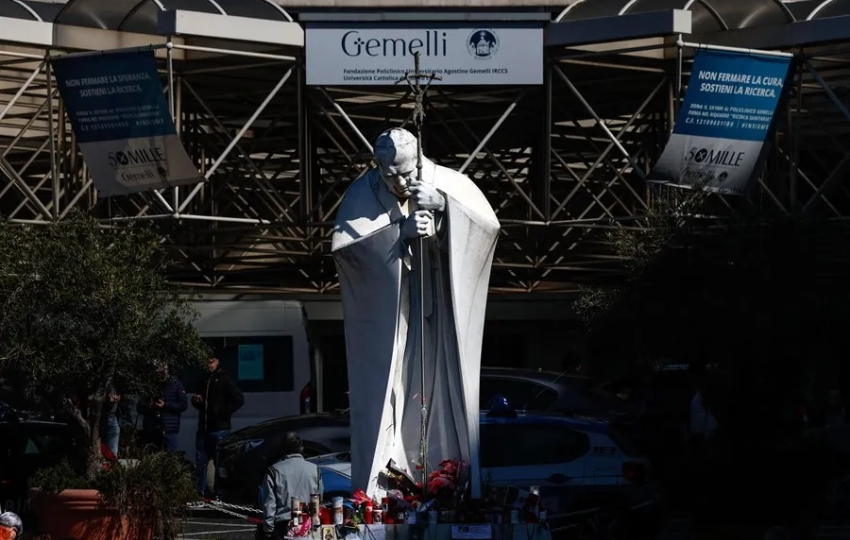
[{"xmin": 396, "ymin": 51, "xmax": 442, "ymax": 495}]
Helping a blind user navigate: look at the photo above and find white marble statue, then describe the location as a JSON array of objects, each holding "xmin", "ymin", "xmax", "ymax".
[{"xmin": 332, "ymin": 128, "xmax": 500, "ymax": 498}]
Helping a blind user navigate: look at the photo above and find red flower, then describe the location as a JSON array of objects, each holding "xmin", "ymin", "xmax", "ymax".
[
  {"xmin": 439, "ymin": 460, "xmax": 459, "ymax": 476},
  {"xmin": 427, "ymin": 474, "xmax": 456, "ymax": 494},
  {"xmin": 350, "ymin": 489, "xmax": 371, "ymax": 505}
]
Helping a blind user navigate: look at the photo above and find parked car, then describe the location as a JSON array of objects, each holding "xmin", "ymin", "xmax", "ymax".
[
  {"xmin": 479, "ymin": 367, "xmax": 624, "ymax": 416},
  {"xmin": 0, "ymin": 418, "xmax": 79, "ymax": 519},
  {"xmin": 216, "ymin": 368, "xmax": 621, "ymax": 501},
  {"xmin": 216, "ymin": 367, "xmax": 639, "ymax": 503},
  {"xmin": 216, "ymin": 409, "xmax": 660, "ymax": 536},
  {"xmin": 305, "ymin": 368, "xmax": 624, "ymax": 418},
  {"xmin": 215, "ymin": 411, "xmax": 351, "ymax": 502}
]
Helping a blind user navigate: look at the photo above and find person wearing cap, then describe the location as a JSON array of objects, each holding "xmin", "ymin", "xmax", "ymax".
[
  {"xmin": 0, "ymin": 511, "xmax": 22, "ymax": 540},
  {"xmin": 258, "ymin": 432, "xmax": 323, "ymax": 540}
]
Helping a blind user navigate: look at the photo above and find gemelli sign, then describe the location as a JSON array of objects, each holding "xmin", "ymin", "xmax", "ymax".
[{"xmin": 306, "ymin": 24, "xmax": 543, "ymax": 86}]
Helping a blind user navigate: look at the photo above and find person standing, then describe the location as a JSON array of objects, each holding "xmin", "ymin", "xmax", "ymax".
[
  {"xmin": 259, "ymin": 432, "xmax": 323, "ymax": 540},
  {"xmin": 101, "ymin": 386, "xmax": 121, "ymax": 458},
  {"xmin": 192, "ymin": 355, "xmax": 244, "ymax": 497},
  {"xmin": 137, "ymin": 363, "xmax": 189, "ymax": 452}
]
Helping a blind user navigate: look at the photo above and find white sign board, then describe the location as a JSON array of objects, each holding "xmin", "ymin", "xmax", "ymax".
[{"xmin": 306, "ymin": 24, "xmax": 543, "ymax": 86}]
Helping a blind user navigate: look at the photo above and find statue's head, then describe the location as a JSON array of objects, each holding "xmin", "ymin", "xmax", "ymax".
[{"xmin": 374, "ymin": 128, "xmax": 417, "ymax": 199}]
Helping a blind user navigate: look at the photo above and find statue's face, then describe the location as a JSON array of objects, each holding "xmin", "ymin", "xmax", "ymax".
[{"xmin": 377, "ymin": 156, "xmax": 416, "ymax": 199}]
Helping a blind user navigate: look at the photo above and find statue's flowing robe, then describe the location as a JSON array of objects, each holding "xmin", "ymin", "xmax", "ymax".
[{"xmin": 332, "ymin": 161, "xmax": 499, "ymax": 497}]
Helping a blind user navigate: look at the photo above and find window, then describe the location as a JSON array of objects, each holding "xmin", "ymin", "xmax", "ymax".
[
  {"xmin": 22, "ymin": 432, "xmax": 71, "ymax": 458},
  {"xmin": 18, "ymin": 428, "xmax": 77, "ymax": 482},
  {"xmin": 480, "ymin": 378, "xmax": 558, "ymax": 411},
  {"xmin": 480, "ymin": 423, "xmax": 590, "ymax": 468},
  {"xmin": 181, "ymin": 336, "xmax": 295, "ymax": 393}
]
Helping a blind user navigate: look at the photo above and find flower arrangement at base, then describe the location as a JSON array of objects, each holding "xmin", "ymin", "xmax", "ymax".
[
  {"xmin": 426, "ymin": 459, "xmax": 469, "ymax": 504},
  {"xmin": 373, "ymin": 458, "xmax": 474, "ymax": 523}
]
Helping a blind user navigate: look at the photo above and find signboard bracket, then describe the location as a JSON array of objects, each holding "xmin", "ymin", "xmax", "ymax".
[
  {"xmin": 46, "ymin": 52, "xmax": 59, "ymax": 219},
  {"xmin": 50, "ymin": 44, "xmax": 168, "ymax": 61},
  {"xmin": 678, "ymin": 40, "xmax": 795, "ymax": 59}
]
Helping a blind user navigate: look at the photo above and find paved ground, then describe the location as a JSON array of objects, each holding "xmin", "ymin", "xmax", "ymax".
[{"xmin": 181, "ymin": 508, "xmax": 257, "ymax": 540}]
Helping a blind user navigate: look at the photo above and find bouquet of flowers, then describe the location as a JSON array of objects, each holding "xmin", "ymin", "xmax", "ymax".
[
  {"xmin": 385, "ymin": 460, "xmax": 422, "ymax": 500},
  {"xmin": 378, "ymin": 458, "xmax": 471, "ymax": 513},
  {"xmin": 427, "ymin": 459, "xmax": 469, "ymax": 502}
]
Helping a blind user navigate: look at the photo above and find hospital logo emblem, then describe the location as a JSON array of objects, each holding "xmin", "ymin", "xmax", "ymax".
[{"xmin": 467, "ymin": 29, "xmax": 498, "ymax": 59}]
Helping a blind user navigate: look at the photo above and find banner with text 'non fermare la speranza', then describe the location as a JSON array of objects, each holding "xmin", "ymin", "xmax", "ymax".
[
  {"xmin": 51, "ymin": 50, "xmax": 202, "ymax": 197},
  {"xmin": 649, "ymin": 50, "xmax": 792, "ymax": 195}
]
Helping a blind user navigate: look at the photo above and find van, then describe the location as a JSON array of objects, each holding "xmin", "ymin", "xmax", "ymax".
[{"xmin": 171, "ymin": 298, "xmax": 312, "ymax": 459}]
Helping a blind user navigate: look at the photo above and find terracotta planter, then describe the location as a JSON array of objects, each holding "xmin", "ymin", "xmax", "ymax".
[{"xmin": 28, "ymin": 488, "xmax": 151, "ymax": 540}]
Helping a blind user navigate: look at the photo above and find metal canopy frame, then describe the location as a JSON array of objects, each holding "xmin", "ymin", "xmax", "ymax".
[{"xmin": 0, "ymin": 1, "xmax": 849, "ymax": 294}]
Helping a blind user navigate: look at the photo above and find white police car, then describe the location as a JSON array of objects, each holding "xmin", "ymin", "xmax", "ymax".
[{"xmin": 310, "ymin": 406, "xmax": 660, "ymax": 537}]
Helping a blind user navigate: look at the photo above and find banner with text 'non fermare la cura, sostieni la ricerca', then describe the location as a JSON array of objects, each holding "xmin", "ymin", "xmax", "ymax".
[
  {"xmin": 51, "ymin": 50, "xmax": 203, "ymax": 198},
  {"xmin": 648, "ymin": 49, "xmax": 793, "ymax": 196}
]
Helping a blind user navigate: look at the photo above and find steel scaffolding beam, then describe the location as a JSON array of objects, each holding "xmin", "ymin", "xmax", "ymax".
[{"xmin": 0, "ymin": 3, "xmax": 848, "ymax": 295}]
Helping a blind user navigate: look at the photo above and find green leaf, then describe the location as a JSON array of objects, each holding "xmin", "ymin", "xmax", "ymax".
[{"xmin": 0, "ymin": 212, "xmax": 208, "ymax": 472}]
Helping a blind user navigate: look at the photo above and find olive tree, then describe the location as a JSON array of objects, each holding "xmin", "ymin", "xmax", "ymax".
[{"xmin": 0, "ymin": 214, "xmax": 207, "ymax": 477}]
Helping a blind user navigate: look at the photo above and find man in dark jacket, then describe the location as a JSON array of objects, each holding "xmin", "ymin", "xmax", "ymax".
[
  {"xmin": 192, "ymin": 355, "xmax": 244, "ymax": 497},
  {"xmin": 137, "ymin": 364, "xmax": 189, "ymax": 452}
]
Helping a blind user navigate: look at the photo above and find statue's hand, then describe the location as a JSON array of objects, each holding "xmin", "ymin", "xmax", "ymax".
[
  {"xmin": 410, "ymin": 181, "xmax": 445, "ymax": 212},
  {"xmin": 401, "ymin": 210, "xmax": 434, "ymax": 239}
]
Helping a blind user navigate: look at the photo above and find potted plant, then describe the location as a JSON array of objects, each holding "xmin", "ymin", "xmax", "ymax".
[
  {"xmin": 29, "ymin": 452, "xmax": 197, "ymax": 540},
  {"xmin": 0, "ymin": 214, "xmax": 208, "ymax": 539}
]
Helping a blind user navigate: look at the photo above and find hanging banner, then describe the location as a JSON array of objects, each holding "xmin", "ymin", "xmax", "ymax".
[
  {"xmin": 306, "ymin": 23, "xmax": 543, "ymax": 86},
  {"xmin": 648, "ymin": 50, "xmax": 792, "ymax": 195},
  {"xmin": 51, "ymin": 50, "xmax": 203, "ymax": 198}
]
